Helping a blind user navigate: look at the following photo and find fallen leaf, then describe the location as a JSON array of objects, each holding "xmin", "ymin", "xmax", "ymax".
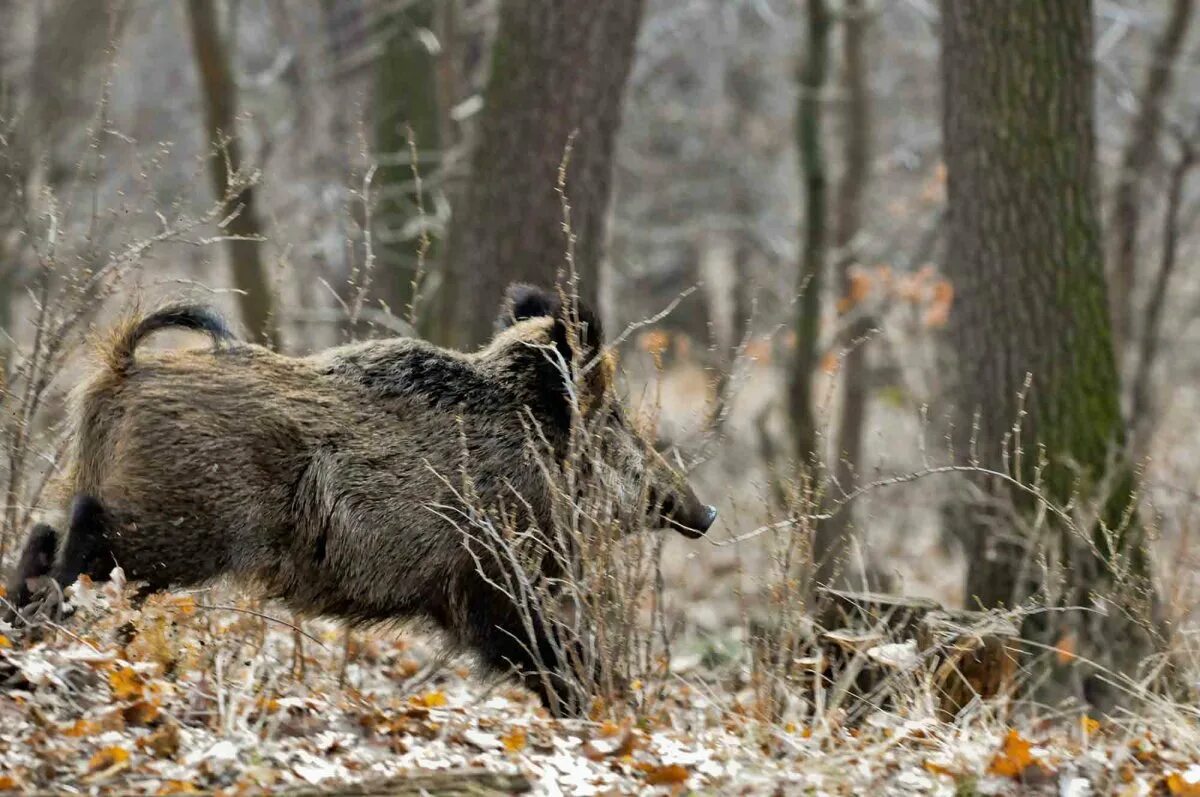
[
  {"xmin": 157, "ymin": 781, "xmax": 201, "ymax": 795},
  {"xmin": 394, "ymin": 658, "xmax": 421, "ymax": 678},
  {"xmin": 988, "ymin": 729, "xmax": 1040, "ymax": 779},
  {"xmin": 141, "ymin": 722, "xmax": 180, "ymax": 759},
  {"xmin": 639, "ymin": 329, "xmax": 671, "ymax": 357},
  {"xmin": 501, "ymin": 728, "xmax": 527, "ymax": 753},
  {"xmin": 0, "ymin": 634, "xmax": 11, "ymax": 649},
  {"xmin": 108, "ymin": 666, "xmax": 144, "ymax": 701},
  {"xmin": 0, "ymin": 776, "xmax": 16, "ymax": 790},
  {"xmin": 64, "ymin": 719, "xmax": 103, "ymax": 737},
  {"xmin": 123, "ymin": 699, "xmax": 161, "ymax": 726},
  {"xmin": 644, "ymin": 764, "xmax": 689, "ymax": 785},
  {"xmin": 1055, "ymin": 634, "xmax": 1078, "ymax": 665},
  {"xmin": 87, "ymin": 746, "xmax": 130, "ymax": 775},
  {"xmin": 583, "ymin": 729, "xmax": 637, "ymax": 760},
  {"xmin": 1167, "ymin": 767, "xmax": 1200, "ymax": 796},
  {"xmin": 414, "ymin": 690, "xmax": 447, "ymax": 708},
  {"xmin": 924, "ymin": 759, "xmax": 956, "ymax": 778}
]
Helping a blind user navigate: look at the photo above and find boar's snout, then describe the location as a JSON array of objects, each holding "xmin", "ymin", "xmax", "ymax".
[{"xmin": 659, "ymin": 485, "xmax": 718, "ymax": 539}]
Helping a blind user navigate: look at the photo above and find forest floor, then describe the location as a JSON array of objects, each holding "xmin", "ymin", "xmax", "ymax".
[{"xmin": 2, "ymin": 575, "xmax": 1198, "ymax": 796}]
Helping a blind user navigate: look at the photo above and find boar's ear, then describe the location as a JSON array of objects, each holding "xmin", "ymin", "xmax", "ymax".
[{"xmin": 497, "ymin": 283, "xmax": 604, "ymax": 367}]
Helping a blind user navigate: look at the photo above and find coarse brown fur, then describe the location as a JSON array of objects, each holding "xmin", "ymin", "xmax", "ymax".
[{"xmin": 3, "ymin": 285, "xmax": 715, "ymax": 715}]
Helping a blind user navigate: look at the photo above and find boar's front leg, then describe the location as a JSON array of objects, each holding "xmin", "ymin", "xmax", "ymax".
[
  {"xmin": 466, "ymin": 594, "xmax": 591, "ymax": 717},
  {"xmin": 3, "ymin": 496, "xmax": 120, "ymax": 627},
  {"xmin": 2, "ymin": 524, "xmax": 60, "ymax": 625}
]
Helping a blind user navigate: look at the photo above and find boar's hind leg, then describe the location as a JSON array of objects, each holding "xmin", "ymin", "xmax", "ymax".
[
  {"xmin": 468, "ymin": 599, "xmax": 589, "ymax": 718},
  {"xmin": 52, "ymin": 495, "xmax": 119, "ymax": 592},
  {"xmin": 2, "ymin": 523, "xmax": 59, "ymax": 623}
]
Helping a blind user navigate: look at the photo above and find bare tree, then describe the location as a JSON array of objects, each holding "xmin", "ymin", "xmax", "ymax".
[
  {"xmin": 1108, "ymin": 0, "xmax": 1193, "ymax": 360},
  {"xmin": 787, "ymin": 0, "xmax": 830, "ymax": 471},
  {"xmin": 1130, "ymin": 124, "xmax": 1198, "ymax": 457},
  {"xmin": 185, "ymin": 0, "xmax": 280, "ymax": 348},
  {"xmin": 942, "ymin": 0, "xmax": 1160, "ymax": 706},
  {"xmin": 813, "ymin": 0, "xmax": 873, "ymax": 586},
  {"xmin": 437, "ymin": 0, "xmax": 646, "ymax": 348}
]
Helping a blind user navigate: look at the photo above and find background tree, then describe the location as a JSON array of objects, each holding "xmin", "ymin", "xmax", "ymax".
[
  {"xmin": 813, "ymin": 0, "xmax": 873, "ymax": 586},
  {"xmin": 786, "ymin": 0, "xmax": 829, "ymax": 478},
  {"xmin": 437, "ymin": 0, "xmax": 645, "ymax": 349},
  {"xmin": 1107, "ymin": 0, "xmax": 1192, "ymax": 361},
  {"xmin": 941, "ymin": 0, "xmax": 1160, "ymax": 703},
  {"xmin": 371, "ymin": 0, "xmax": 445, "ymax": 327},
  {"xmin": 186, "ymin": 0, "xmax": 279, "ymax": 348}
]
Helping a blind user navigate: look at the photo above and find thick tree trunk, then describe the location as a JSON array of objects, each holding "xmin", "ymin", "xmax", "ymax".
[
  {"xmin": 437, "ymin": 0, "xmax": 645, "ymax": 349},
  {"xmin": 941, "ymin": 0, "xmax": 1160, "ymax": 707},
  {"xmin": 186, "ymin": 0, "xmax": 280, "ymax": 349},
  {"xmin": 815, "ymin": 0, "xmax": 872, "ymax": 586},
  {"xmin": 1107, "ymin": 0, "xmax": 1192, "ymax": 361},
  {"xmin": 372, "ymin": 0, "xmax": 443, "ymax": 325},
  {"xmin": 787, "ymin": 0, "xmax": 830, "ymax": 471}
]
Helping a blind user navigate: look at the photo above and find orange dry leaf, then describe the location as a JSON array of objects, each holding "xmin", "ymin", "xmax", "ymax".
[
  {"xmin": 1080, "ymin": 715, "xmax": 1100, "ymax": 736},
  {"xmin": 108, "ymin": 666, "xmax": 144, "ymax": 701},
  {"xmin": 501, "ymin": 728, "xmax": 527, "ymax": 753},
  {"xmin": 0, "ymin": 776, "xmax": 16, "ymax": 790},
  {"xmin": 931, "ymin": 278, "xmax": 953, "ymax": 305},
  {"xmin": 87, "ymin": 746, "xmax": 130, "ymax": 774},
  {"xmin": 394, "ymin": 658, "xmax": 422, "ymax": 679},
  {"xmin": 924, "ymin": 759, "xmax": 956, "ymax": 778},
  {"xmin": 848, "ymin": 269, "xmax": 872, "ymax": 303},
  {"xmin": 166, "ymin": 595, "xmax": 197, "ymax": 617},
  {"xmin": 1167, "ymin": 773, "xmax": 1200, "ymax": 796},
  {"xmin": 157, "ymin": 781, "xmax": 201, "ymax": 795},
  {"xmin": 415, "ymin": 690, "xmax": 447, "ymax": 708},
  {"xmin": 923, "ymin": 302, "xmax": 951, "ymax": 329},
  {"xmin": 64, "ymin": 719, "xmax": 103, "ymax": 738},
  {"xmin": 1054, "ymin": 634, "xmax": 1078, "ymax": 664},
  {"xmin": 988, "ymin": 729, "xmax": 1039, "ymax": 779},
  {"xmin": 598, "ymin": 721, "xmax": 622, "ymax": 738},
  {"xmin": 744, "ymin": 337, "xmax": 772, "ymax": 364},
  {"xmin": 141, "ymin": 722, "xmax": 181, "ymax": 759},
  {"xmin": 0, "ymin": 634, "xmax": 11, "ymax": 650},
  {"xmin": 639, "ymin": 329, "xmax": 671, "ymax": 358},
  {"xmin": 123, "ymin": 699, "xmax": 161, "ymax": 726},
  {"xmin": 583, "ymin": 729, "xmax": 637, "ymax": 761},
  {"xmin": 644, "ymin": 764, "xmax": 690, "ymax": 786}
]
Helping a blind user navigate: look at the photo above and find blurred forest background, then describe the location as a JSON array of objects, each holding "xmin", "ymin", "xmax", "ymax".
[{"xmin": 3, "ymin": 0, "xmax": 1200, "ymax": 726}]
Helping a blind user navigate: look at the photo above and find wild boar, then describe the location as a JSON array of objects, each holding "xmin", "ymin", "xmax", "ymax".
[{"xmin": 3, "ymin": 284, "xmax": 716, "ymax": 714}]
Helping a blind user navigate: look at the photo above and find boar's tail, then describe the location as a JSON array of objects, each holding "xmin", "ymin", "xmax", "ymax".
[{"xmin": 102, "ymin": 303, "xmax": 235, "ymax": 377}]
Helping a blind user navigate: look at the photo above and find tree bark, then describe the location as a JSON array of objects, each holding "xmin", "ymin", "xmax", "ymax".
[
  {"xmin": 1107, "ymin": 0, "xmax": 1192, "ymax": 361},
  {"xmin": 787, "ymin": 0, "xmax": 830, "ymax": 471},
  {"xmin": 185, "ymin": 0, "xmax": 280, "ymax": 349},
  {"xmin": 814, "ymin": 0, "xmax": 872, "ymax": 586},
  {"xmin": 372, "ymin": 0, "xmax": 443, "ymax": 325},
  {"xmin": 941, "ymin": 0, "xmax": 1160, "ymax": 707},
  {"xmin": 437, "ymin": 0, "xmax": 645, "ymax": 349}
]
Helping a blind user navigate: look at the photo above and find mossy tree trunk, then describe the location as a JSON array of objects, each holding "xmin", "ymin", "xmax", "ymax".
[
  {"xmin": 372, "ymin": 0, "xmax": 444, "ymax": 328},
  {"xmin": 941, "ymin": 0, "xmax": 1161, "ymax": 707},
  {"xmin": 186, "ymin": 0, "xmax": 280, "ymax": 349},
  {"xmin": 437, "ymin": 0, "xmax": 645, "ymax": 349}
]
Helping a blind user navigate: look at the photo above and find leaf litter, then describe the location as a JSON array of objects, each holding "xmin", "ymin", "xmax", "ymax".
[{"xmin": 0, "ymin": 572, "xmax": 1197, "ymax": 794}]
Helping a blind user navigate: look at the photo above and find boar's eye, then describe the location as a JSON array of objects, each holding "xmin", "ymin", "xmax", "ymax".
[{"xmin": 645, "ymin": 486, "xmax": 675, "ymax": 517}]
